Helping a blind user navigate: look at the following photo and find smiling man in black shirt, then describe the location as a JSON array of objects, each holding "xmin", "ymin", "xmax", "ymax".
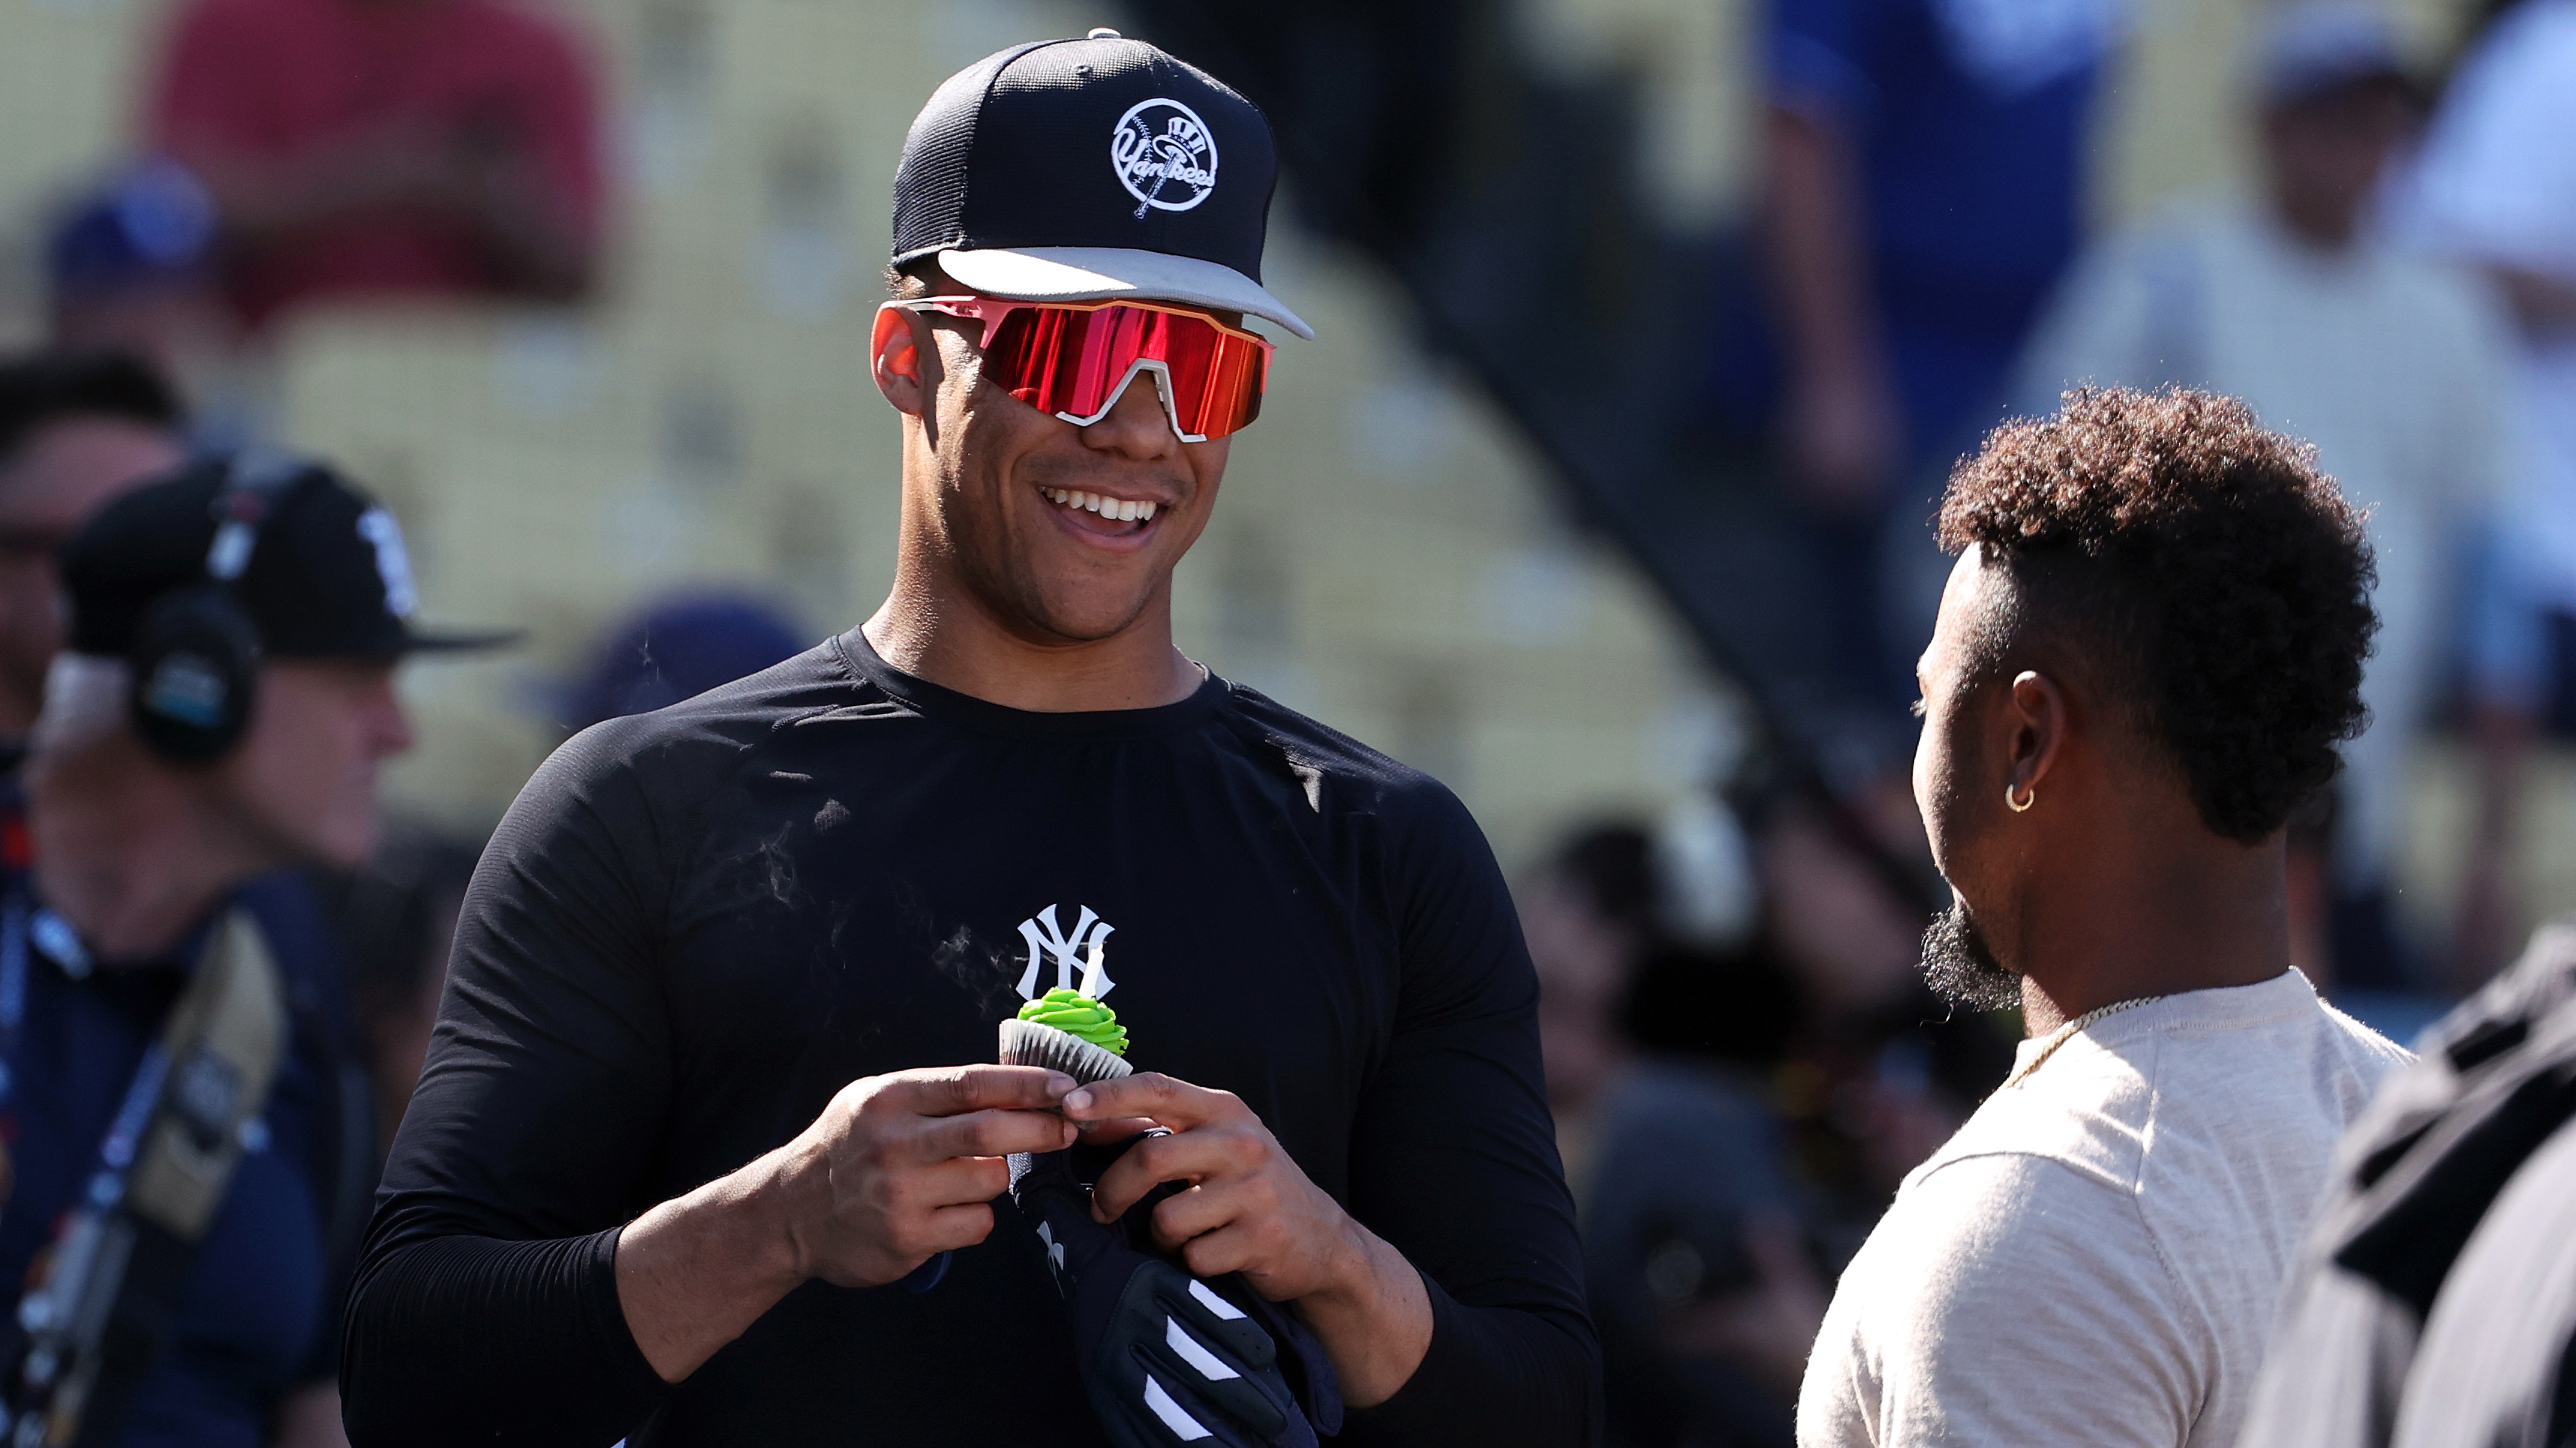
[{"xmin": 341, "ymin": 31, "xmax": 1595, "ymax": 1448}]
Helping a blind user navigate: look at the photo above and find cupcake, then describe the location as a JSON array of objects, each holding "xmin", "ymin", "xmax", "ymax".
[{"xmin": 999, "ymin": 986, "xmax": 1134, "ymax": 1085}]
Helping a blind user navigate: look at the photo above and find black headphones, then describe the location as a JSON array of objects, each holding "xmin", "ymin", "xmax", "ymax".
[{"xmin": 127, "ymin": 456, "xmax": 309, "ymax": 765}]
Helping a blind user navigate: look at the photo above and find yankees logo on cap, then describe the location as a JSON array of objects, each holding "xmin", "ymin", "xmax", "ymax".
[
  {"xmin": 888, "ymin": 29, "xmax": 1312, "ymax": 338},
  {"xmin": 1110, "ymin": 98, "xmax": 1219, "ymax": 215}
]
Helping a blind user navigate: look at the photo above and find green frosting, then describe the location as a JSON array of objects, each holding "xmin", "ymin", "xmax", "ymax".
[{"xmin": 1017, "ymin": 987, "xmax": 1129, "ymax": 1056}]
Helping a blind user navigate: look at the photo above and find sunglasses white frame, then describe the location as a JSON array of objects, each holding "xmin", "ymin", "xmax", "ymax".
[{"xmin": 882, "ymin": 296, "xmax": 1266, "ymax": 444}]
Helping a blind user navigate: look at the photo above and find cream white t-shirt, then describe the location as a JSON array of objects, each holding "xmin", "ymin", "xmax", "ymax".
[{"xmin": 1797, "ymin": 970, "xmax": 2411, "ymax": 1448}]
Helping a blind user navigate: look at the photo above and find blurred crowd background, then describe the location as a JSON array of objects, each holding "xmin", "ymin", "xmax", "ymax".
[{"xmin": 4, "ymin": 0, "xmax": 2574, "ymax": 1442}]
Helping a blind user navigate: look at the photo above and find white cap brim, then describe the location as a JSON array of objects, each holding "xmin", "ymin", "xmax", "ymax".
[{"xmin": 938, "ymin": 246, "xmax": 1313, "ymax": 340}]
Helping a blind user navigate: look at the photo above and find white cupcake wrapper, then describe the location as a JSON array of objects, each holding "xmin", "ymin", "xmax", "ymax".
[{"xmin": 997, "ymin": 1017, "xmax": 1135, "ymax": 1086}]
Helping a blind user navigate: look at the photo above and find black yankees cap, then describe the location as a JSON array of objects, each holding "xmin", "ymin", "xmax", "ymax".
[
  {"xmin": 62, "ymin": 452, "xmax": 517, "ymax": 659},
  {"xmin": 891, "ymin": 28, "xmax": 1312, "ymax": 339}
]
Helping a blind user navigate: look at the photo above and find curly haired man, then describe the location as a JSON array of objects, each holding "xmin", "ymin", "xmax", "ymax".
[{"xmin": 1797, "ymin": 388, "xmax": 2413, "ymax": 1448}]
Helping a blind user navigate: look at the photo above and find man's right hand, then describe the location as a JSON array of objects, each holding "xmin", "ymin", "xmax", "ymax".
[
  {"xmin": 615, "ymin": 1064, "xmax": 1077, "ymax": 1381},
  {"xmin": 779, "ymin": 1065, "xmax": 1079, "ymax": 1287}
]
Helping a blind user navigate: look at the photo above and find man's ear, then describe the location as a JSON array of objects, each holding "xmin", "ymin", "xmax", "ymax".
[
  {"xmin": 871, "ymin": 304, "xmax": 933, "ymax": 417},
  {"xmin": 2004, "ymin": 670, "xmax": 2070, "ymax": 808}
]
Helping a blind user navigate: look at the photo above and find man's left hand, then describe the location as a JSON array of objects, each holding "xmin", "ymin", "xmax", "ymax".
[
  {"xmin": 1064, "ymin": 1074, "xmax": 1355, "ymax": 1299},
  {"xmin": 1060, "ymin": 1073, "xmax": 1434, "ymax": 1407}
]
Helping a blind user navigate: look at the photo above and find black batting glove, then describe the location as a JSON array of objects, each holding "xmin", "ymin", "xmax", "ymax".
[{"xmin": 1008, "ymin": 1137, "xmax": 1341, "ymax": 1447}]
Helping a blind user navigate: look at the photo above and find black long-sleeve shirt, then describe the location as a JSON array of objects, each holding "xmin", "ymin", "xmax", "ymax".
[{"xmin": 344, "ymin": 630, "xmax": 1597, "ymax": 1446}]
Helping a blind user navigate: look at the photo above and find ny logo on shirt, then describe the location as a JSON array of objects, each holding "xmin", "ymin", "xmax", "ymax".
[{"xmin": 1014, "ymin": 904, "xmax": 1117, "ymax": 1001}]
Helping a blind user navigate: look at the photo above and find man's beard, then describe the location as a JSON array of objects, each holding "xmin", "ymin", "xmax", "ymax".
[{"xmin": 1920, "ymin": 903, "xmax": 2022, "ymax": 1011}]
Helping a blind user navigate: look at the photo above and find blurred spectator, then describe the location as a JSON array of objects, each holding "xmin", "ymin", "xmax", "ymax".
[
  {"xmin": 0, "ymin": 455, "xmax": 500, "ymax": 1448},
  {"xmin": 1735, "ymin": 786, "xmax": 2014, "ymax": 1233},
  {"xmin": 1525, "ymin": 828, "xmax": 1647, "ymax": 1184},
  {"xmin": 2402, "ymin": 0, "xmax": 2576, "ymax": 985},
  {"xmin": 1754, "ymin": 797, "xmax": 1925, "ymax": 1019},
  {"xmin": 145, "ymin": 0, "xmax": 606, "ymax": 333},
  {"xmin": 1589, "ymin": 1058, "xmax": 1823, "ymax": 1448},
  {"xmin": 1527, "ymin": 798, "xmax": 2013, "ymax": 1447},
  {"xmin": 1760, "ymin": 0, "xmax": 2125, "ymax": 714},
  {"xmin": 0, "ymin": 351, "xmax": 186, "ymax": 764},
  {"xmin": 560, "ymin": 591, "xmax": 806, "ymax": 735},
  {"xmin": 46, "ymin": 162, "xmax": 229, "ymax": 373},
  {"xmin": 312, "ymin": 825, "xmax": 482, "ymax": 1149},
  {"xmin": 1525, "ymin": 822, "xmax": 1825, "ymax": 1448},
  {"xmin": 42, "ymin": 163, "xmax": 268, "ymax": 451},
  {"xmin": 2015, "ymin": 1, "xmax": 2514, "ymax": 989}
]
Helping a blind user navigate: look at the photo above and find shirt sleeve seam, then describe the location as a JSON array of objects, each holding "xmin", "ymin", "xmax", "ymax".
[{"xmin": 1909, "ymin": 1145, "xmax": 2130, "ymax": 1196}]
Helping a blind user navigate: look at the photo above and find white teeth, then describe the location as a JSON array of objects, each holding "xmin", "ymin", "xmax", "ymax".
[{"xmin": 1041, "ymin": 488, "xmax": 1159, "ymax": 521}]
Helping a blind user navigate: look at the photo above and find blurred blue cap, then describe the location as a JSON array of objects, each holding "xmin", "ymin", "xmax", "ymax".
[
  {"xmin": 565, "ymin": 593, "xmax": 807, "ymax": 732},
  {"xmin": 47, "ymin": 159, "xmax": 218, "ymax": 301}
]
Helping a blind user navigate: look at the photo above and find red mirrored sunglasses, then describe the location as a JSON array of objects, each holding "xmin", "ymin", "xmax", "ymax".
[{"xmin": 891, "ymin": 296, "xmax": 1271, "ymax": 443}]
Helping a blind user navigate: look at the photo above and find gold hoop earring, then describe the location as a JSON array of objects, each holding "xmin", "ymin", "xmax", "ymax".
[{"xmin": 2006, "ymin": 783, "xmax": 2036, "ymax": 813}]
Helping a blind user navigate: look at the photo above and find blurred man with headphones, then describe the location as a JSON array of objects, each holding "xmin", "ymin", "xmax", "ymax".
[
  {"xmin": 0, "ymin": 352, "xmax": 188, "ymax": 769},
  {"xmin": 0, "ymin": 454, "xmax": 503, "ymax": 1448}
]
